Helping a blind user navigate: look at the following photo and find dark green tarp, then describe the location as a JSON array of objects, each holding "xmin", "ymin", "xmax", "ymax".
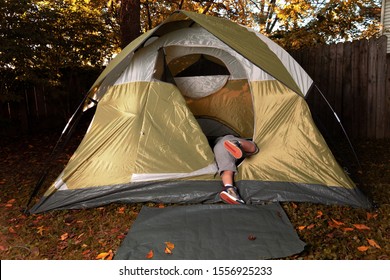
[{"xmin": 114, "ymin": 203, "xmax": 305, "ymax": 260}]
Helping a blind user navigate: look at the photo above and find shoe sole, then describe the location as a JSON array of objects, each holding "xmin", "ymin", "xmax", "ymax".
[
  {"xmin": 223, "ymin": 140, "xmax": 243, "ymax": 159},
  {"xmin": 220, "ymin": 191, "xmax": 244, "ymax": 205}
]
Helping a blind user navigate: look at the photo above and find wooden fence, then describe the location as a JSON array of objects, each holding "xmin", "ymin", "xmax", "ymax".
[{"xmin": 290, "ymin": 35, "xmax": 390, "ymax": 140}]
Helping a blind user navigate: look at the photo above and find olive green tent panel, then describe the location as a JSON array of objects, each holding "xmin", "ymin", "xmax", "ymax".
[{"xmin": 40, "ymin": 82, "xmax": 216, "ymax": 194}]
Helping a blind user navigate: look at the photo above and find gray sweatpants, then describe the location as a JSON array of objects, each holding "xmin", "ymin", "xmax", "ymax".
[{"xmin": 213, "ymin": 135, "xmax": 242, "ymax": 175}]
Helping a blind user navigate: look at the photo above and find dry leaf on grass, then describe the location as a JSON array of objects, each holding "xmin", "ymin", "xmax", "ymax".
[
  {"xmin": 367, "ymin": 239, "xmax": 381, "ymax": 249},
  {"xmin": 298, "ymin": 225, "xmax": 306, "ymax": 231},
  {"xmin": 96, "ymin": 249, "xmax": 113, "ymax": 260},
  {"xmin": 366, "ymin": 213, "xmax": 378, "ymax": 220},
  {"xmin": 36, "ymin": 226, "xmax": 45, "ymax": 236},
  {"xmin": 60, "ymin": 233, "xmax": 69, "ymax": 241},
  {"xmin": 357, "ymin": 246, "xmax": 369, "ymax": 252},
  {"xmin": 353, "ymin": 224, "xmax": 370, "ymax": 230}
]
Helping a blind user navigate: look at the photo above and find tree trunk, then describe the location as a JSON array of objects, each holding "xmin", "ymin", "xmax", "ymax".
[{"xmin": 119, "ymin": 0, "xmax": 141, "ymax": 49}]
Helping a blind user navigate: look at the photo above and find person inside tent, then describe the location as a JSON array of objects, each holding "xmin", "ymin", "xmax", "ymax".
[{"xmin": 213, "ymin": 135, "xmax": 259, "ymax": 204}]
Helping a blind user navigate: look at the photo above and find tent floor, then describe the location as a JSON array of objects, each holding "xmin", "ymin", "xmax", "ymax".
[{"xmin": 114, "ymin": 203, "xmax": 305, "ymax": 260}]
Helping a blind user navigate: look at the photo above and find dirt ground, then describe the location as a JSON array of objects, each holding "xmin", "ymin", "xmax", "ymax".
[{"xmin": 0, "ymin": 126, "xmax": 389, "ymax": 260}]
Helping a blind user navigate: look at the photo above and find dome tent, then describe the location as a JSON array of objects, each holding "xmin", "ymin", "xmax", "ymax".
[{"xmin": 29, "ymin": 10, "xmax": 371, "ymax": 213}]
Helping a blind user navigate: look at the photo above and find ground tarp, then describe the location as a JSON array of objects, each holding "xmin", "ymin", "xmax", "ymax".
[{"xmin": 114, "ymin": 203, "xmax": 305, "ymax": 260}]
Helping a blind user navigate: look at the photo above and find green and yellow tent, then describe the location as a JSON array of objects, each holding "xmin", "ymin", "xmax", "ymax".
[{"xmin": 29, "ymin": 11, "xmax": 371, "ymax": 213}]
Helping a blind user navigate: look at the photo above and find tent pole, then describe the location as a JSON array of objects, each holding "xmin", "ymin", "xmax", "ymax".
[
  {"xmin": 313, "ymin": 84, "xmax": 362, "ymax": 170},
  {"xmin": 23, "ymin": 92, "xmax": 90, "ymax": 214}
]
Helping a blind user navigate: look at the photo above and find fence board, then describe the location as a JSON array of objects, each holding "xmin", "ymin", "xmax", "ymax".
[
  {"xmin": 358, "ymin": 39, "xmax": 369, "ymax": 138},
  {"xmin": 342, "ymin": 41, "xmax": 354, "ymax": 137},
  {"xmin": 376, "ymin": 36, "xmax": 388, "ymax": 139},
  {"xmin": 334, "ymin": 43, "xmax": 344, "ymax": 115},
  {"xmin": 386, "ymin": 55, "xmax": 390, "ymax": 139},
  {"xmin": 367, "ymin": 38, "xmax": 378, "ymax": 139}
]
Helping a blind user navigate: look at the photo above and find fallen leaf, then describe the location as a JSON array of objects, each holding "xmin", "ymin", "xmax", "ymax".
[
  {"xmin": 60, "ymin": 233, "xmax": 69, "ymax": 241},
  {"xmin": 328, "ymin": 219, "xmax": 344, "ymax": 228},
  {"xmin": 367, "ymin": 239, "xmax": 381, "ymax": 249},
  {"xmin": 291, "ymin": 202, "xmax": 298, "ymax": 209},
  {"xmin": 342, "ymin": 227, "xmax": 354, "ymax": 232},
  {"xmin": 248, "ymin": 234, "xmax": 257, "ymax": 240},
  {"xmin": 366, "ymin": 213, "xmax": 378, "ymax": 220},
  {"xmin": 36, "ymin": 226, "xmax": 45, "ymax": 236},
  {"xmin": 353, "ymin": 224, "xmax": 370, "ymax": 230},
  {"xmin": 106, "ymin": 250, "xmax": 114, "ymax": 260},
  {"xmin": 117, "ymin": 207, "xmax": 125, "ymax": 214},
  {"xmin": 96, "ymin": 252, "xmax": 109, "ymax": 260},
  {"xmin": 316, "ymin": 210, "xmax": 323, "ymax": 218},
  {"xmin": 7, "ymin": 199, "xmax": 16, "ymax": 204},
  {"xmin": 357, "ymin": 246, "xmax": 369, "ymax": 252},
  {"xmin": 158, "ymin": 203, "xmax": 165, "ymax": 208},
  {"xmin": 8, "ymin": 227, "xmax": 16, "ymax": 234},
  {"xmin": 146, "ymin": 249, "xmax": 154, "ymax": 259},
  {"xmin": 82, "ymin": 249, "xmax": 91, "ymax": 255},
  {"xmin": 164, "ymin": 242, "xmax": 175, "ymax": 254},
  {"xmin": 165, "ymin": 242, "xmax": 175, "ymax": 251},
  {"xmin": 331, "ymin": 218, "xmax": 344, "ymax": 226},
  {"xmin": 96, "ymin": 250, "xmax": 113, "ymax": 260},
  {"xmin": 307, "ymin": 224, "xmax": 315, "ymax": 230},
  {"xmin": 298, "ymin": 225, "xmax": 306, "ymax": 231}
]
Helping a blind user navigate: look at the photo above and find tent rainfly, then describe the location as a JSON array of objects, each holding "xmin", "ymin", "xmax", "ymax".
[{"xmin": 29, "ymin": 10, "xmax": 372, "ymax": 213}]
